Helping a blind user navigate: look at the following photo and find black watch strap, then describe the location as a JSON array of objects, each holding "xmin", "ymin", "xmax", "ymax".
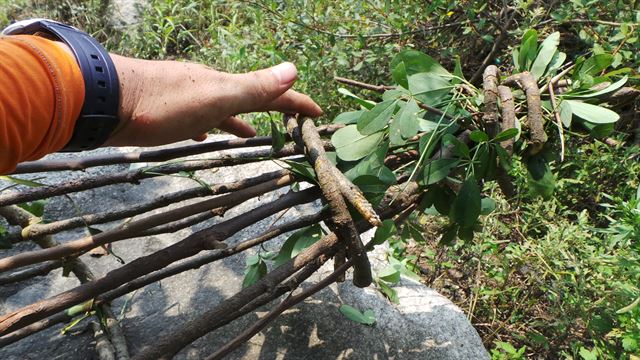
[{"xmin": 2, "ymin": 19, "xmax": 120, "ymax": 151}]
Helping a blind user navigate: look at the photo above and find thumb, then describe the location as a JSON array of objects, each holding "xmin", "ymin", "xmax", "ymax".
[{"xmin": 228, "ymin": 62, "xmax": 298, "ymax": 114}]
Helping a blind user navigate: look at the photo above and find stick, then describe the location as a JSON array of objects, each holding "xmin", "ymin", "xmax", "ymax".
[
  {"xmin": 285, "ymin": 115, "xmax": 372, "ymax": 287},
  {"xmin": 0, "ymin": 260, "xmax": 62, "ymax": 286},
  {"xmin": 0, "ymin": 210, "xmax": 329, "ymax": 347},
  {"xmin": 482, "ymin": 65, "xmax": 501, "ymax": 137},
  {"xmin": 503, "ymin": 72, "xmax": 546, "ymax": 155},
  {"xmin": 497, "ymin": 86, "xmax": 516, "ymax": 154},
  {"xmin": 0, "ymin": 175, "xmax": 294, "ymax": 273},
  {"xmin": 0, "ymin": 141, "xmax": 331, "ymax": 207},
  {"xmin": 548, "ymin": 81, "xmax": 566, "ymax": 162},
  {"xmin": 12, "ymin": 170, "xmax": 288, "ymax": 242},
  {"xmin": 0, "ymin": 187, "xmax": 321, "ymax": 336},
  {"xmin": 206, "ymin": 260, "xmax": 353, "ymax": 360},
  {"xmin": 11, "ymin": 125, "xmax": 342, "ymax": 174}
]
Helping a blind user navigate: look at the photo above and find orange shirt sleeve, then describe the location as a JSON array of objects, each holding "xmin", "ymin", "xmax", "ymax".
[{"xmin": 0, "ymin": 35, "xmax": 85, "ymax": 174}]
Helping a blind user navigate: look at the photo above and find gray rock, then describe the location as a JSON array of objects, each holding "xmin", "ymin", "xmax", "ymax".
[{"xmin": 0, "ymin": 138, "xmax": 488, "ymax": 359}]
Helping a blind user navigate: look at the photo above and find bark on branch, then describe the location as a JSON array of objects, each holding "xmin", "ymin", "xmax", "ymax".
[{"xmin": 503, "ymin": 72, "xmax": 546, "ymax": 155}]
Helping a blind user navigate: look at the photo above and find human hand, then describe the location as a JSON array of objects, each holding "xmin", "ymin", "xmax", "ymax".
[{"xmin": 103, "ymin": 56, "xmax": 323, "ymax": 146}]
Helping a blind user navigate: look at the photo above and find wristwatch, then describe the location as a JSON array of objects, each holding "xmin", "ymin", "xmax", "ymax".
[{"xmin": 2, "ymin": 19, "xmax": 120, "ymax": 151}]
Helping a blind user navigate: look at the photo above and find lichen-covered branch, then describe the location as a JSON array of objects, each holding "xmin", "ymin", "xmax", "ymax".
[
  {"xmin": 482, "ymin": 65, "xmax": 501, "ymax": 137},
  {"xmin": 503, "ymin": 72, "xmax": 546, "ymax": 155}
]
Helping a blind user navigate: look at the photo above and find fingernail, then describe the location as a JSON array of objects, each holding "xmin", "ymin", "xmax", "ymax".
[{"xmin": 270, "ymin": 62, "xmax": 297, "ymax": 85}]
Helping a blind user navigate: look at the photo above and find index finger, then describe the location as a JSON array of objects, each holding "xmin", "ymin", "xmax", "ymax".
[{"xmin": 245, "ymin": 89, "xmax": 324, "ymax": 117}]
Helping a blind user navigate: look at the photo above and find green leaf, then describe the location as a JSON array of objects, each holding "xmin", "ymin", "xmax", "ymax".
[
  {"xmin": 491, "ymin": 128, "xmax": 519, "ymax": 142},
  {"xmin": 66, "ymin": 300, "xmax": 94, "ymax": 317},
  {"xmin": 564, "ymin": 76, "xmax": 628, "ymax": 99},
  {"xmin": 442, "ymin": 134, "xmax": 470, "ymax": 158},
  {"xmin": 451, "ymin": 177, "xmax": 481, "ymax": 228},
  {"xmin": 545, "ymin": 51, "xmax": 567, "ymax": 76},
  {"xmin": 242, "ymin": 258, "xmax": 267, "ymax": 288},
  {"xmin": 564, "ymin": 100, "xmax": 619, "ymax": 124},
  {"xmin": 519, "ymin": 29, "xmax": 539, "ymax": 71},
  {"xmin": 372, "ymin": 219, "xmax": 396, "ymax": 246},
  {"xmin": 270, "ymin": 120, "xmax": 285, "ymax": 153},
  {"xmin": 616, "ymin": 296, "xmax": 640, "ymax": 314},
  {"xmin": 337, "ymin": 88, "xmax": 375, "ymax": 109},
  {"xmin": 457, "ymin": 226, "xmax": 474, "ymax": 241},
  {"xmin": 408, "ymin": 73, "xmax": 452, "ymax": 105},
  {"xmin": 357, "ymin": 99, "xmax": 397, "ymax": 135},
  {"xmin": 332, "ymin": 125, "xmax": 385, "ymax": 161},
  {"xmin": 334, "ymin": 110, "xmax": 364, "ymax": 124},
  {"xmin": 578, "ymin": 54, "xmax": 613, "ymax": 76},
  {"xmin": 390, "ymin": 50, "xmax": 451, "ymax": 77},
  {"xmin": 559, "ymin": 100, "xmax": 572, "ymax": 127},
  {"xmin": 273, "ymin": 224, "xmax": 323, "ymax": 266},
  {"xmin": 396, "ymin": 99, "xmax": 420, "ymax": 139},
  {"xmin": 339, "ymin": 305, "xmax": 376, "ymax": 325},
  {"xmin": 469, "ymin": 130, "xmax": 489, "ymax": 143},
  {"xmin": 430, "ymin": 185, "xmax": 456, "ymax": 216},
  {"xmin": 353, "ymin": 175, "xmax": 388, "ymax": 205},
  {"xmin": 344, "ymin": 142, "xmax": 395, "ymax": 185},
  {"xmin": 378, "ymin": 280, "xmax": 399, "ymax": 303},
  {"xmin": 526, "ymin": 154, "xmax": 555, "ymax": 198},
  {"xmin": 452, "ymin": 56, "xmax": 465, "ymax": 84},
  {"xmin": 578, "ymin": 347, "xmax": 598, "ymax": 360},
  {"xmin": 439, "ymin": 224, "xmax": 459, "ymax": 245},
  {"xmin": 18, "ymin": 200, "xmax": 47, "ymax": 218},
  {"xmin": 0, "ymin": 175, "xmax": 45, "ymax": 188},
  {"xmin": 422, "ymin": 158, "xmax": 459, "ymax": 185},
  {"xmin": 531, "ymin": 32, "xmax": 560, "ymax": 80},
  {"xmin": 281, "ymin": 160, "xmax": 316, "ymax": 183},
  {"xmin": 378, "ymin": 265, "xmax": 401, "ymax": 283},
  {"xmin": 480, "ymin": 197, "xmax": 496, "ymax": 215},
  {"xmin": 622, "ymin": 337, "xmax": 638, "ymax": 352},
  {"xmin": 392, "ymin": 61, "xmax": 408, "ymax": 89}
]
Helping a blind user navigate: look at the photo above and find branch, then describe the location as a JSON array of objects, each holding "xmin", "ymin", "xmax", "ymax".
[
  {"xmin": 0, "ymin": 260, "xmax": 62, "ymax": 286},
  {"xmin": 0, "ymin": 209, "xmax": 329, "ymax": 347},
  {"xmin": 497, "ymin": 85, "xmax": 516, "ymax": 154},
  {"xmin": 10, "ymin": 170, "xmax": 288, "ymax": 242},
  {"xmin": 482, "ymin": 65, "xmax": 501, "ymax": 137},
  {"xmin": 11, "ymin": 125, "xmax": 342, "ymax": 174},
  {"xmin": 0, "ymin": 174, "xmax": 294, "ymax": 273},
  {"xmin": 0, "ymin": 141, "xmax": 331, "ymax": 207},
  {"xmin": 206, "ymin": 260, "xmax": 353, "ymax": 360},
  {"xmin": 0, "ymin": 186, "xmax": 321, "ymax": 336},
  {"xmin": 285, "ymin": 115, "xmax": 373, "ymax": 287},
  {"xmin": 548, "ymin": 82, "xmax": 566, "ymax": 162},
  {"xmin": 503, "ymin": 72, "xmax": 546, "ymax": 155},
  {"xmin": 333, "ymin": 76, "xmax": 455, "ymax": 120}
]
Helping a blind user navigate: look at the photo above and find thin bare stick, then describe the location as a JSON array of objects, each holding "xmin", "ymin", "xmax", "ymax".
[
  {"xmin": 0, "ymin": 210, "xmax": 329, "ymax": 347},
  {"xmin": 0, "ymin": 141, "xmax": 331, "ymax": 207},
  {"xmin": 12, "ymin": 170, "xmax": 288, "ymax": 242},
  {"xmin": 0, "ymin": 187, "xmax": 320, "ymax": 336},
  {"xmin": 0, "ymin": 175, "xmax": 294, "ymax": 273},
  {"xmin": 207, "ymin": 260, "xmax": 353, "ymax": 360},
  {"xmin": 11, "ymin": 124, "xmax": 342, "ymax": 174},
  {"xmin": 0, "ymin": 260, "xmax": 62, "ymax": 286},
  {"xmin": 548, "ymin": 81, "xmax": 566, "ymax": 162}
]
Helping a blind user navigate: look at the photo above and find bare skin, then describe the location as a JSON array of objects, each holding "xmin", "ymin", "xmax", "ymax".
[{"xmin": 54, "ymin": 43, "xmax": 323, "ymax": 147}]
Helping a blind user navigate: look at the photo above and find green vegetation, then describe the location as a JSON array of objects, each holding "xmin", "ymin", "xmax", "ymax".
[{"xmin": 1, "ymin": 0, "xmax": 639, "ymax": 358}]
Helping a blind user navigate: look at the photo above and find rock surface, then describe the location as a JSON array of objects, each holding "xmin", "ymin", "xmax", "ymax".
[{"xmin": 0, "ymin": 138, "xmax": 488, "ymax": 359}]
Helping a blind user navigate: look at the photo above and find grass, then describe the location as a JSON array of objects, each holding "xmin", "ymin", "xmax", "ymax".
[{"xmin": 1, "ymin": 1, "xmax": 639, "ymax": 358}]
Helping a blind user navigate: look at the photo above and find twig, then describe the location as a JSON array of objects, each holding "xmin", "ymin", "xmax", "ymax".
[
  {"xmin": 0, "ymin": 141, "xmax": 332, "ymax": 207},
  {"xmin": 11, "ymin": 125, "xmax": 342, "ymax": 174},
  {"xmin": 469, "ymin": 10, "xmax": 516, "ymax": 84},
  {"xmin": 0, "ymin": 175, "xmax": 294, "ymax": 273},
  {"xmin": 0, "ymin": 260, "xmax": 62, "ymax": 286},
  {"xmin": 0, "ymin": 187, "xmax": 320, "ymax": 336},
  {"xmin": 503, "ymin": 72, "xmax": 546, "ymax": 154},
  {"xmin": 548, "ymin": 81, "xmax": 566, "ymax": 162},
  {"xmin": 540, "ymin": 64, "xmax": 575, "ymax": 95},
  {"xmin": 0, "ymin": 210, "xmax": 330, "ymax": 347},
  {"xmin": 12, "ymin": 170, "xmax": 288, "ymax": 242},
  {"xmin": 333, "ymin": 76, "xmax": 455, "ymax": 120},
  {"xmin": 497, "ymin": 86, "xmax": 516, "ymax": 154},
  {"xmin": 206, "ymin": 260, "xmax": 353, "ymax": 360},
  {"xmin": 286, "ymin": 115, "xmax": 373, "ymax": 287}
]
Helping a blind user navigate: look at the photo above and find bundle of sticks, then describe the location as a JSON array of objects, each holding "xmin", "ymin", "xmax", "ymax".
[{"xmin": 0, "ymin": 115, "xmax": 435, "ymax": 360}]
